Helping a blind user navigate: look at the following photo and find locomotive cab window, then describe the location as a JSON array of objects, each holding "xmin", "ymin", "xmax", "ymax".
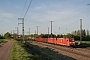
[{"xmin": 69, "ymin": 40, "xmax": 74, "ymax": 42}]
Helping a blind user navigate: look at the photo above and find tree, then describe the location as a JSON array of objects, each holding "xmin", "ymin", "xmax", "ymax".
[
  {"xmin": 30, "ymin": 34, "xmax": 34, "ymax": 37},
  {"xmin": 86, "ymin": 30, "xmax": 89, "ymax": 36},
  {"xmin": 67, "ymin": 34, "xmax": 74, "ymax": 38},
  {"xmin": 71, "ymin": 29, "xmax": 90, "ymax": 41},
  {"xmin": 0, "ymin": 35, "xmax": 4, "ymax": 39},
  {"xmin": 77, "ymin": 30, "xmax": 80, "ymax": 36},
  {"xmin": 0, "ymin": 35, "xmax": 1, "ymax": 38},
  {"xmin": 4, "ymin": 32, "xmax": 11, "ymax": 39},
  {"xmin": 71, "ymin": 30, "xmax": 77, "ymax": 35},
  {"xmin": 82, "ymin": 29, "xmax": 86, "ymax": 36},
  {"xmin": 57, "ymin": 34, "xmax": 63, "ymax": 38}
]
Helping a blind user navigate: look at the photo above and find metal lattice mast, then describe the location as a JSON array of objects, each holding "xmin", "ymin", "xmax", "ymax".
[
  {"xmin": 50, "ymin": 21, "xmax": 54, "ymax": 38},
  {"xmin": 80, "ymin": 19, "xmax": 82, "ymax": 44},
  {"xmin": 18, "ymin": 18, "xmax": 24, "ymax": 41}
]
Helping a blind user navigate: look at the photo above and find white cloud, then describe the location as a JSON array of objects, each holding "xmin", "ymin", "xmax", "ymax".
[
  {"xmin": 34, "ymin": 6, "xmax": 43, "ymax": 10},
  {"xmin": 0, "ymin": 12, "xmax": 16, "ymax": 23},
  {"xmin": 4, "ymin": 19, "xmax": 10, "ymax": 23},
  {"xmin": 29, "ymin": 3, "xmax": 81, "ymax": 23},
  {"xmin": 25, "ymin": 3, "xmax": 90, "ymax": 34},
  {"xmin": 30, "ymin": 9, "xmax": 77, "ymax": 23},
  {"xmin": 2, "ymin": 12, "xmax": 14, "ymax": 18}
]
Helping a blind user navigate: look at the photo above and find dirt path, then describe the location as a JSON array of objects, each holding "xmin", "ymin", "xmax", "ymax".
[{"xmin": 0, "ymin": 40, "xmax": 14, "ymax": 60}]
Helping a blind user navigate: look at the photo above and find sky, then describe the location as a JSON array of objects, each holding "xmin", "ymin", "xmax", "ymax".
[{"xmin": 0, "ymin": 0, "xmax": 90, "ymax": 35}]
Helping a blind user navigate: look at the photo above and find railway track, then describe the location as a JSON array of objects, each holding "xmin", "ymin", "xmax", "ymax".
[
  {"xmin": 86, "ymin": 47, "xmax": 90, "ymax": 50},
  {"xmin": 40, "ymin": 42, "xmax": 90, "ymax": 58},
  {"xmin": 28, "ymin": 41, "xmax": 90, "ymax": 60},
  {"xmin": 74, "ymin": 48, "xmax": 90, "ymax": 54}
]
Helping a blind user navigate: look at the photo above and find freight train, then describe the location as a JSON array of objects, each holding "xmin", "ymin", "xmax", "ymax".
[{"xmin": 28, "ymin": 37, "xmax": 75, "ymax": 46}]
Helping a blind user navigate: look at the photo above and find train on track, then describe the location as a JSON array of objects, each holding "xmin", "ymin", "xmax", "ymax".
[{"xmin": 28, "ymin": 37, "xmax": 75, "ymax": 46}]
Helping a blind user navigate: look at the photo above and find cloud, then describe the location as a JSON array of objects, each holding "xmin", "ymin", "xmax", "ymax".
[
  {"xmin": 4, "ymin": 19, "xmax": 10, "ymax": 23},
  {"xmin": 0, "ymin": 11, "xmax": 16, "ymax": 22},
  {"xmin": 34, "ymin": 6, "xmax": 43, "ymax": 10},
  {"xmin": 30, "ymin": 9, "xmax": 76, "ymax": 23},
  {"xmin": 29, "ymin": 2, "xmax": 90, "ymax": 34},
  {"xmin": 2, "ymin": 12, "xmax": 14, "ymax": 18},
  {"xmin": 25, "ymin": 3, "xmax": 87, "ymax": 34},
  {"xmin": 29, "ymin": 3, "xmax": 81, "ymax": 23}
]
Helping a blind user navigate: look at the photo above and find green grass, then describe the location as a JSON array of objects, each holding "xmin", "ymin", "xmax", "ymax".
[
  {"xmin": 0, "ymin": 39, "xmax": 6, "ymax": 44},
  {"xmin": 9, "ymin": 40, "xmax": 39, "ymax": 60},
  {"xmin": 9, "ymin": 40, "xmax": 52, "ymax": 60},
  {"xmin": 76, "ymin": 40, "xmax": 90, "ymax": 44},
  {"xmin": 27, "ymin": 41, "xmax": 75, "ymax": 60},
  {"xmin": 75, "ymin": 40, "xmax": 90, "ymax": 47}
]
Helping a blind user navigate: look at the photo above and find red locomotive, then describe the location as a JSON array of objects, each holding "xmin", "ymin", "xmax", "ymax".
[{"xmin": 36, "ymin": 37, "xmax": 75, "ymax": 46}]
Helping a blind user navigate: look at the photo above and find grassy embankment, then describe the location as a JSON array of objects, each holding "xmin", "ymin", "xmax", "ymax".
[
  {"xmin": 0, "ymin": 39, "xmax": 7, "ymax": 44},
  {"xmin": 9, "ymin": 40, "xmax": 52, "ymax": 60},
  {"xmin": 26, "ymin": 41, "xmax": 75, "ymax": 60},
  {"xmin": 9, "ymin": 39, "xmax": 76, "ymax": 60},
  {"xmin": 76, "ymin": 40, "xmax": 90, "ymax": 44},
  {"xmin": 75, "ymin": 40, "xmax": 90, "ymax": 47}
]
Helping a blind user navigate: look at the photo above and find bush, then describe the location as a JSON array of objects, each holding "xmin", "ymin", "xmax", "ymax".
[{"xmin": 4, "ymin": 32, "xmax": 11, "ymax": 39}]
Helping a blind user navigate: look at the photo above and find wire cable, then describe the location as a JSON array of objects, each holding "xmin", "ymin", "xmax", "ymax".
[
  {"xmin": 23, "ymin": 0, "xmax": 33, "ymax": 18},
  {"xmin": 21, "ymin": 0, "xmax": 27, "ymax": 17}
]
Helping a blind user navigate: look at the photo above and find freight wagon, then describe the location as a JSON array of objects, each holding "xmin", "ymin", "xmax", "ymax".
[{"xmin": 36, "ymin": 37, "xmax": 75, "ymax": 46}]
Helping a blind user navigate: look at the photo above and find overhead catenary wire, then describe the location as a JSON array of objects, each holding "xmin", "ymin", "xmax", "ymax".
[
  {"xmin": 21, "ymin": 0, "xmax": 27, "ymax": 17},
  {"xmin": 53, "ymin": 5, "xmax": 88, "ymax": 29},
  {"xmin": 66, "ymin": 20, "xmax": 79, "ymax": 27},
  {"xmin": 56, "ymin": 5, "xmax": 88, "ymax": 32},
  {"xmin": 60, "ymin": 5, "xmax": 88, "ymax": 21},
  {"xmin": 23, "ymin": 0, "xmax": 33, "ymax": 18}
]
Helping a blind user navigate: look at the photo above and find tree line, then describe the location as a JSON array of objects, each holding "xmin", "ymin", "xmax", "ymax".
[{"xmin": 0, "ymin": 29, "xmax": 90, "ymax": 41}]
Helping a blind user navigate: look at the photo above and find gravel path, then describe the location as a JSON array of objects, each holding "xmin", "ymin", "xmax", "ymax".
[{"xmin": 0, "ymin": 40, "xmax": 13, "ymax": 60}]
